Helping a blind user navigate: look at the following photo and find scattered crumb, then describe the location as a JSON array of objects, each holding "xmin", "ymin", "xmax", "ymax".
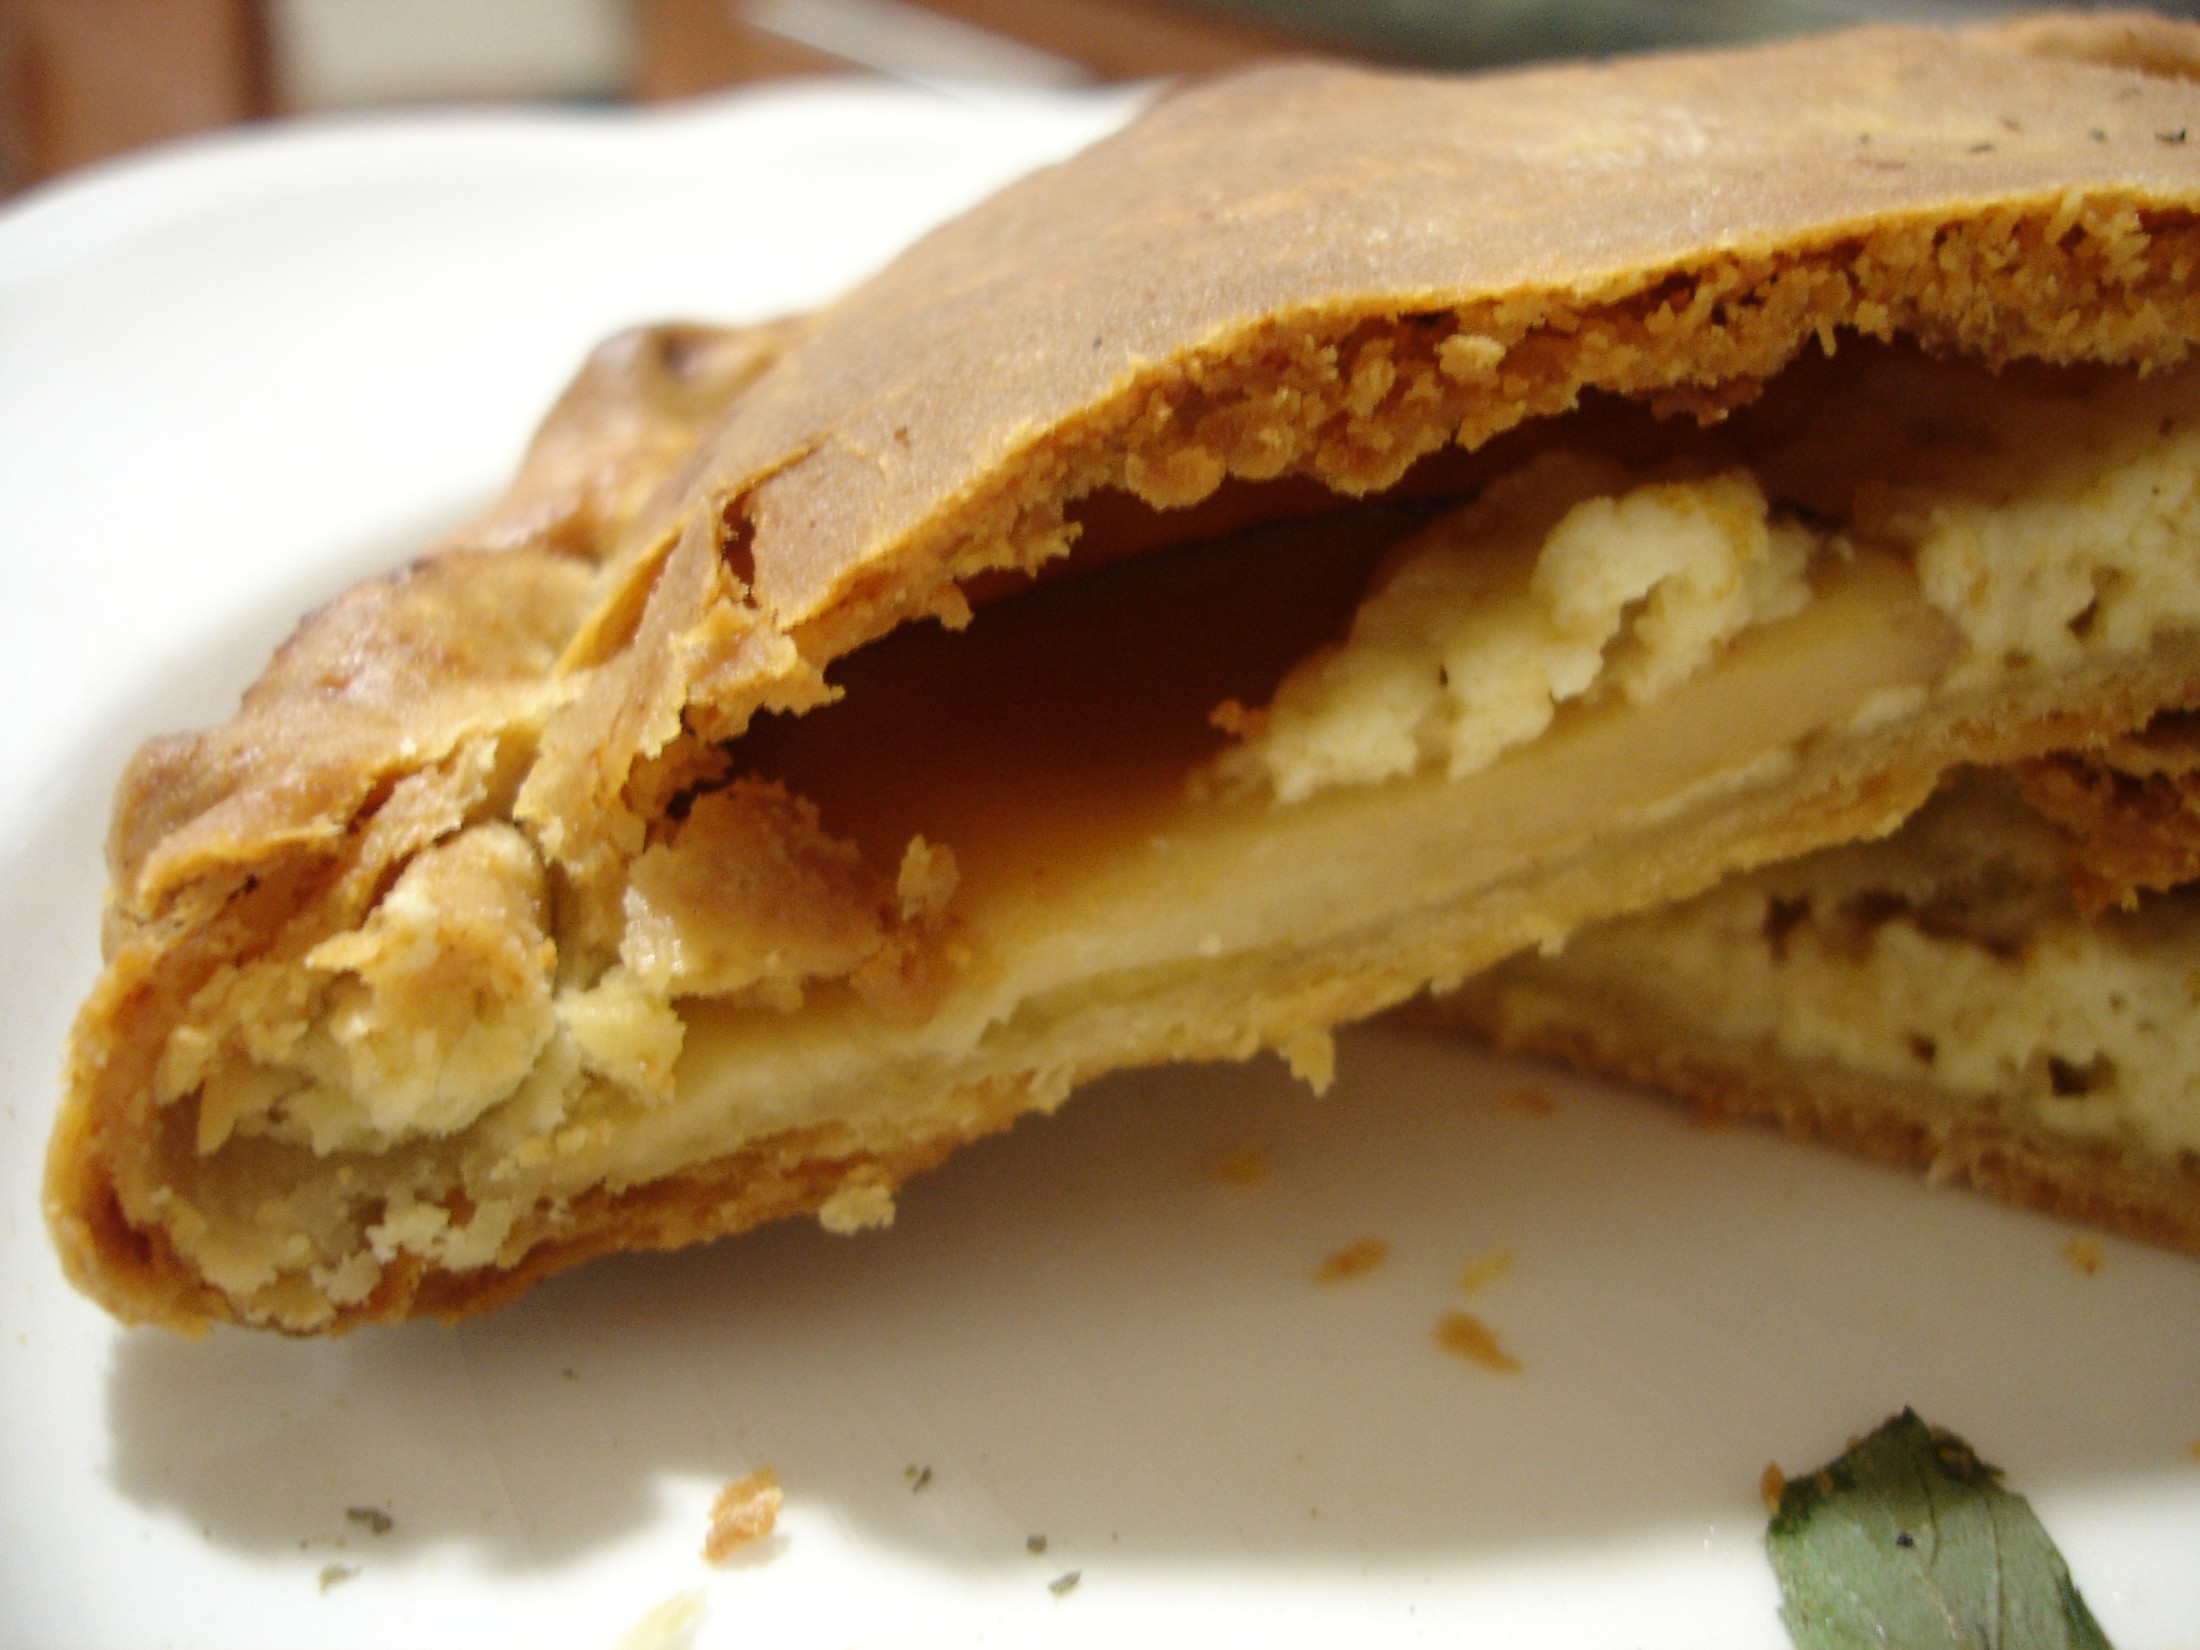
[
  {"xmin": 344, "ymin": 1506, "xmax": 393, "ymax": 1537},
  {"xmin": 1049, "ymin": 1570, "xmax": 1082, "ymax": 1598},
  {"xmin": 701, "ymin": 1467, "xmax": 782, "ymax": 1562},
  {"xmin": 2188, "ymin": 1439, "xmax": 2200, "ymax": 1467},
  {"xmin": 1498, "ymin": 1086, "xmax": 1554, "ymax": 1117},
  {"xmin": 1434, "ymin": 1311, "xmax": 1522, "ymax": 1374},
  {"xmin": 1314, "ymin": 1237, "xmax": 1388, "ymax": 1283},
  {"xmin": 817, "ymin": 1176, "xmax": 896, "ymax": 1234},
  {"xmin": 1027, "ymin": 1533, "xmax": 1048, "ymax": 1554},
  {"xmin": 1209, "ymin": 697, "xmax": 1265, "ymax": 738},
  {"xmin": 1206, "ymin": 1145, "xmax": 1271, "ymax": 1186},
  {"xmin": 562, "ymin": 1367, "xmax": 577, "ymax": 1380},
  {"xmin": 1279, "ymin": 1027, "xmax": 1336, "ymax": 1093},
  {"xmin": 2064, "ymin": 1234, "xmax": 2105, "ymax": 1276},
  {"xmin": 316, "ymin": 1564, "xmax": 359, "ymax": 1593},
  {"xmin": 615, "ymin": 1590, "xmax": 706, "ymax": 1650},
  {"xmin": 904, "ymin": 1464, "xmax": 933, "ymax": 1492},
  {"xmin": 1456, "ymin": 1246, "xmax": 1515, "ymax": 1295},
  {"xmin": 1760, "ymin": 1462, "xmax": 1787, "ymax": 1516}
]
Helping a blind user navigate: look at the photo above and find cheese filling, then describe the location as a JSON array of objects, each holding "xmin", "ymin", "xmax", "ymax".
[
  {"xmin": 1206, "ymin": 457, "xmax": 1815, "ymax": 802},
  {"xmin": 1473, "ymin": 777, "xmax": 2200, "ymax": 1163},
  {"xmin": 1218, "ymin": 356, "xmax": 2200, "ymax": 806}
]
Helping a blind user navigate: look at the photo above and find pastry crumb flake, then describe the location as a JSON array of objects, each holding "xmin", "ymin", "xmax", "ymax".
[
  {"xmin": 1314, "ymin": 1237, "xmax": 1389, "ymax": 1283},
  {"xmin": 701, "ymin": 1467, "xmax": 782, "ymax": 1562},
  {"xmin": 1456, "ymin": 1247, "xmax": 1515, "ymax": 1295},
  {"xmin": 1435, "ymin": 1311, "xmax": 1523, "ymax": 1374},
  {"xmin": 1206, "ymin": 1146, "xmax": 1273, "ymax": 1187}
]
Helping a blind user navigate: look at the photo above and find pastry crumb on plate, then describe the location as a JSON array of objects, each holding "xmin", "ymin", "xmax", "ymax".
[{"xmin": 701, "ymin": 1468, "xmax": 782, "ymax": 1562}]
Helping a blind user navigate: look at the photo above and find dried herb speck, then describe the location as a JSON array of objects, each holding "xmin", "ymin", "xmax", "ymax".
[
  {"xmin": 317, "ymin": 1564, "xmax": 359, "ymax": 1593},
  {"xmin": 904, "ymin": 1465, "xmax": 933, "ymax": 1492},
  {"xmin": 344, "ymin": 1506, "xmax": 393, "ymax": 1537},
  {"xmin": 1049, "ymin": 1570, "xmax": 1082, "ymax": 1598},
  {"xmin": 1026, "ymin": 1534, "xmax": 1048, "ymax": 1555}
]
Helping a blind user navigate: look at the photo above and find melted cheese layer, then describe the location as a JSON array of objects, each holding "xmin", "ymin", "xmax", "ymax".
[{"xmin": 1484, "ymin": 780, "xmax": 2200, "ymax": 1161}]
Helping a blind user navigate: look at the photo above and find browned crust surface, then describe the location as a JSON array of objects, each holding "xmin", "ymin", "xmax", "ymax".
[
  {"xmin": 96, "ymin": 17, "xmax": 2200, "ymax": 939},
  {"xmin": 2016, "ymin": 713, "xmax": 2200, "ymax": 911},
  {"xmin": 680, "ymin": 15, "xmax": 2200, "ymax": 669},
  {"xmin": 50, "ymin": 14, "xmax": 2200, "ymax": 1332},
  {"xmin": 1431, "ymin": 977, "xmax": 2200, "ymax": 1254},
  {"xmin": 49, "ymin": 320, "xmax": 809, "ymax": 1334},
  {"xmin": 105, "ymin": 319, "xmax": 806, "ymax": 932}
]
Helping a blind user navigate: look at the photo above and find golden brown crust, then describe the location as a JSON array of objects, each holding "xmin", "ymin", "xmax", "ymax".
[
  {"xmin": 95, "ymin": 20, "xmax": 2200, "ymax": 950},
  {"xmin": 691, "ymin": 18, "xmax": 2200, "ymax": 661},
  {"xmin": 1982, "ymin": 9, "xmax": 2200, "ymax": 81},
  {"xmin": 50, "ymin": 320, "xmax": 807, "ymax": 1333},
  {"xmin": 481, "ymin": 18, "xmax": 2200, "ymax": 965},
  {"xmin": 2015, "ymin": 713, "xmax": 2200, "ymax": 911},
  {"xmin": 51, "ymin": 16, "xmax": 2200, "ymax": 1331},
  {"xmin": 105, "ymin": 320, "xmax": 805, "ymax": 936},
  {"xmin": 396, "ymin": 1107, "xmax": 993, "ymax": 1326},
  {"xmin": 1432, "ymin": 978, "xmax": 2200, "ymax": 1255}
]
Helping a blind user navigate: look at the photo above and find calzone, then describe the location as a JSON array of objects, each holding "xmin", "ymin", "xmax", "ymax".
[{"xmin": 49, "ymin": 15, "xmax": 2200, "ymax": 1330}]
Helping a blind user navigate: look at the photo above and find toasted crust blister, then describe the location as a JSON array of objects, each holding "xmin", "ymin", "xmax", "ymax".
[{"xmin": 50, "ymin": 17, "xmax": 2200, "ymax": 1332}]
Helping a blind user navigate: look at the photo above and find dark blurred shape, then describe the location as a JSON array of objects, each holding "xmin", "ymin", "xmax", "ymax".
[{"xmin": 1190, "ymin": 0, "xmax": 2200, "ymax": 68}]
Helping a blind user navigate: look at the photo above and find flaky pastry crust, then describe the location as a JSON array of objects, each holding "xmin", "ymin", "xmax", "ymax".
[{"xmin": 51, "ymin": 16, "xmax": 2200, "ymax": 1330}]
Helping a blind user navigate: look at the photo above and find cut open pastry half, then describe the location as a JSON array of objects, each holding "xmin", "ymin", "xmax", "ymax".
[{"xmin": 49, "ymin": 16, "xmax": 2200, "ymax": 1331}]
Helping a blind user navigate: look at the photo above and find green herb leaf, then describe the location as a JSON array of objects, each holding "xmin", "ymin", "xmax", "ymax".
[{"xmin": 1767, "ymin": 1409, "xmax": 2113, "ymax": 1650}]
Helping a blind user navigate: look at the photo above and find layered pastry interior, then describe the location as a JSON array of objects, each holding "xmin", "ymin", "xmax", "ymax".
[
  {"xmin": 1443, "ymin": 748, "xmax": 2200, "ymax": 1248},
  {"xmin": 109, "ymin": 340, "xmax": 2200, "ymax": 1325}
]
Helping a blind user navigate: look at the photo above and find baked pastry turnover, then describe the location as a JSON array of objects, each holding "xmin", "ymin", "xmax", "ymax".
[{"xmin": 50, "ymin": 15, "xmax": 2200, "ymax": 1330}]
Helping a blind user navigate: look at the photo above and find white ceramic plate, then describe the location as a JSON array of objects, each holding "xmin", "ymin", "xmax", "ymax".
[{"xmin": 3, "ymin": 80, "xmax": 2197, "ymax": 1650}]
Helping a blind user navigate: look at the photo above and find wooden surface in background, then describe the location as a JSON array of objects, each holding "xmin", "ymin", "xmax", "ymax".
[
  {"xmin": 1, "ymin": 0, "xmax": 268, "ymax": 192},
  {"xmin": 1, "ymin": 0, "xmax": 1329, "ymax": 195},
  {"xmin": 633, "ymin": 0, "xmax": 1321, "ymax": 100},
  {"xmin": 637, "ymin": 0, "xmax": 847, "ymax": 97},
  {"xmin": 917, "ymin": 0, "xmax": 1315, "ymax": 79}
]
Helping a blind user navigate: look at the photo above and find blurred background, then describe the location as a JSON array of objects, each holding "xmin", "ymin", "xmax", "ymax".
[{"xmin": 5, "ymin": 0, "xmax": 2197, "ymax": 198}]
